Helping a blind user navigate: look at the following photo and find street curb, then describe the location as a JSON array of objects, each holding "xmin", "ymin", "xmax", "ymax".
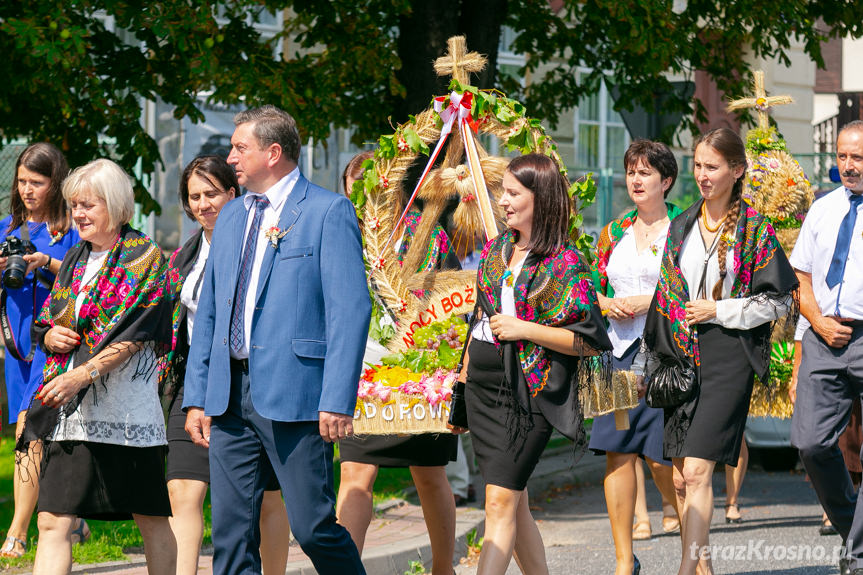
[{"xmin": 71, "ymin": 554, "xmax": 147, "ymax": 574}]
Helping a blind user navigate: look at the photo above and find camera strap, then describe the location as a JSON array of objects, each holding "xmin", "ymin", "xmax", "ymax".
[
  {"xmin": 0, "ymin": 278, "xmax": 39, "ymax": 362},
  {"xmin": 1, "ymin": 223, "xmax": 47, "ymax": 362}
]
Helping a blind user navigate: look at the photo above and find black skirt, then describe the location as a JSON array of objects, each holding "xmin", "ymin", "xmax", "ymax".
[
  {"xmin": 664, "ymin": 323, "xmax": 755, "ymax": 466},
  {"xmin": 339, "ymin": 433, "xmax": 457, "ymax": 468},
  {"xmin": 465, "ymin": 340, "xmax": 553, "ymax": 490},
  {"xmin": 39, "ymin": 441, "xmax": 172, "ymax": 520},
  {"xmin": 166, "ymin": 385, "xmax": 211, "ymax": 483}
]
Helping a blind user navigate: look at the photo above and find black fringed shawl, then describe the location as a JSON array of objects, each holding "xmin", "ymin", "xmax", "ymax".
[
  {"xmin": 476, "ymin": 230, "xmax": 613, "ymax": 455},
  {"xmin": 642, "ymin": 199, "xmax": 798, "ymax": 442}
]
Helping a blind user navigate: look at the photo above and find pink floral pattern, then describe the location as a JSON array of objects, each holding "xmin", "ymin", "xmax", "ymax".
[{"xmin": 477, "ymin": 230, "xmax": 599, "ymax": 395}]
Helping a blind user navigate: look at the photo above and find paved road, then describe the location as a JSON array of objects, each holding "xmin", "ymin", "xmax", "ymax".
[{"xmin": 457, "ymin": 465, "xmax": 844, "ymax": 575}]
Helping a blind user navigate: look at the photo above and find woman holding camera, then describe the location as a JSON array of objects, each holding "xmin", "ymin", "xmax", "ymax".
[
  {"xmin": 19, "ymin": 158, "xmax": 176, "ymax": 573},
  {"xmin": 162, "ymin": 155, "xmax": 290, "ymax": 575},
  {"xmin": 0, "ymin": 142, "xmax": 79, "ymax": 558}
]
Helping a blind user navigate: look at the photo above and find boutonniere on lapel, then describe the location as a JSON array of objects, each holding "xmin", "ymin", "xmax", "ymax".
[{"xmin": 264, "ymin": 225, "xmax": 292, "ymax": 249}]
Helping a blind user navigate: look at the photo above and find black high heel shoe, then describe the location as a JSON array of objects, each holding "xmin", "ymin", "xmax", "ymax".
[{"xmin": 633, "ymin": 554, "xmax": 641, "ymax": 575}]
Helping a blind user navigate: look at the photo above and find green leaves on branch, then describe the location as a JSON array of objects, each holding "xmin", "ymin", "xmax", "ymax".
[{"xmin": 568, "ymin": 175, "xmax": 597, "ymax": 255}]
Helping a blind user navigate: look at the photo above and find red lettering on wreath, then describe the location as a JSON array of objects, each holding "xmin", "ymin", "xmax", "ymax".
[
  {"xmin": 451, "ymin": 292, "xmax": 463, "ymax": 307},
  {"xmin": 465, "ymin": 286, "xmax": 474, "ymax": 304},
  {"xmin": 442, "ymin": 297, "xmax": 453, "ymax": 313}
]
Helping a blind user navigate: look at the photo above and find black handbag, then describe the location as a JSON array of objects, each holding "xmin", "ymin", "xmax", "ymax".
[
  {"xmin": 448, "ymin": 380, "xmax": 468, "ymax": 428},
  {"xmin": 644, "ymin": 357, "xmax": 697, "ymax": 409},
  {"xmin": 448, "ymin": 306, "xmax": 479, "ymax": 429}
]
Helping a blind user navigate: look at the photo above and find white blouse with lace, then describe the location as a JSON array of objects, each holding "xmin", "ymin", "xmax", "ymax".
[{"xmin": 51, "ymin": 250, "xmax": 166, "ymax": 447}]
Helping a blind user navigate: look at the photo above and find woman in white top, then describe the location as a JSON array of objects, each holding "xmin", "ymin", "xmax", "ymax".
[
  {"xmin": 641, "ymin": 128, "xmax": 797, "ymax": 575},
  {"xmin": 20, "ymin": 159, "xmax": 176, "ymax": 574},
  {"xmin": 162, "ymin": 155, "xmax": 290, "ymax": 575},
  {"xmin": 588, "ymin": 140, "xmax": 682, "ymax": 575}
]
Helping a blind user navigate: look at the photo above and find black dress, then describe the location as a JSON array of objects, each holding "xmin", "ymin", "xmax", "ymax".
[{"xmin": 642, "ymin": 200, "xmax": 798, "ymax": 467}]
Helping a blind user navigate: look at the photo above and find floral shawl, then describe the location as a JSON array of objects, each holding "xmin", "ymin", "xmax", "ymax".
[
  {"xmin": 642, "ymin": 199, "xmax": 798, "ymax": 445},
  {"xmin": 157, "ymin": 229, "xmax": 204, "ymax": 398},
  {"xmin": 476, "ymin": 230, "xmax": 612, "ymax": 447},
  {"xmin": 19, "ymin": 226, "xmax": 172, "ymax": 448},
  {"xmin": 397, "ymin": 208, "xmax": 451, "ymax": 271},
  {"xmin": 644, "ymin": 199, "xmax": 797, "ymax": 376},
  {"xmin": 592, "ymin": 202, "xmax": 682, "ymax": 298}
]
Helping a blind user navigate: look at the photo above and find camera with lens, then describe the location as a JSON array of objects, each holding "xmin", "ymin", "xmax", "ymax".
[{"xmin": 0, "ymin": 236, "xmax": 36, "ymax": 289}]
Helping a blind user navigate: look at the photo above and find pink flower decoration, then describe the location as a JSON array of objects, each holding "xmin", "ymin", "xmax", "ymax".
[{"xmin": 117, "ymin": 283, "xmax": 131, "ymax": 299}]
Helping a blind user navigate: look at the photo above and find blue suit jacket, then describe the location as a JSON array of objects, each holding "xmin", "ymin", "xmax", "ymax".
[{"xmin": 183, "ymin": 175, "xmax": 372, "ymax": 421}]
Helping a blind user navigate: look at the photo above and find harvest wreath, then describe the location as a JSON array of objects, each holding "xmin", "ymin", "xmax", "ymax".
[
  {"xmin": 350, "ymin": 36, "xmax": 600, "ymax": 434},
  {"xmin": 727, "ymin": 71, "xmax": 815, "ymax": 419}
]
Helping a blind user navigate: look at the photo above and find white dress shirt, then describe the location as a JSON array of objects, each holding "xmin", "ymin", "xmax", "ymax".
[
  {"xmin": 605, "ymin": 224, "xmax": 668, "ymax": 357},
  {"xmin": 180, "ymin": 234, "xmax": 211, "ymax": 344},
  {"xmin": 794, "ymin": 316, "xmax": 810, "ymax": 341},
  {"xmin": 679, "ymin": 226, "xmax": 789, "ymax": 330},
  {"xmin": 789, "ymin": 186, "xmax": 863, "ymax": 320},
  {"xmin": 232, "ymin": 168, "xmax": 300, "ymax": 359}
]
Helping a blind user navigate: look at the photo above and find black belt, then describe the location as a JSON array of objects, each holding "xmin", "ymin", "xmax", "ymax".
[
  {"xmin": 846, "ymin": 320, "xmax": 863, "ymax": 330},
  {"xmin": 230, "ymin": 357, "xmax": 249, "ymax": 372}
]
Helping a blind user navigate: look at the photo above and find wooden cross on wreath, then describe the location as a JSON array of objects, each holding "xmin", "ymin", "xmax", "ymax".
[{"xmin": 726, "ymin": 70, "xmax": 794, "ymax": 131}]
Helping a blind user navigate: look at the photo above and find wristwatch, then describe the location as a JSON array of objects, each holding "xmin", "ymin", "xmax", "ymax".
[
  {"xmin": 84, "ymin": 362, "xmax": 100, "ymax": 385},
  {"xmin": 42, "ymin": 255, "xmax": 52, "ymax": 270}
]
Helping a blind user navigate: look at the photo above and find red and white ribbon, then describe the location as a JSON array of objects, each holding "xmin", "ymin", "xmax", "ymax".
[{"xmin": 434, "ymin": 91, "xmax": 473, "ymax": 139}]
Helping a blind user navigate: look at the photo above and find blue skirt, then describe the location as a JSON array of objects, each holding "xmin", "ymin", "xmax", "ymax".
[{"xmin": 587, "ymin": 339, "xmax": 669, "ymax": 465}]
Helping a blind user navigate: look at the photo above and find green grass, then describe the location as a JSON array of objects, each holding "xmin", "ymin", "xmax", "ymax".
[{"xmin": 0, "ymin": 439, "xmax": 415, "ymax": 570}]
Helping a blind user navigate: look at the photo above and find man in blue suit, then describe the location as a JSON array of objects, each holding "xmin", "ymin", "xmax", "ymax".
[{"xmin": 184, "ymin": 105, "xmax": 370, "ymax": 574}]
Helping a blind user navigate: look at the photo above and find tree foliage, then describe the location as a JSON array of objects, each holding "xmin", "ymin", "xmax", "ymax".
[{"xmin": 2, "ymin": 0, "xmax": 862, "ymax": 212}]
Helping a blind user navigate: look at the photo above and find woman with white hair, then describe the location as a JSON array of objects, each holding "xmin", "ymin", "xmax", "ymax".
[{"xmin": 18, "ymin": 158, "xmax": 176, "ymax": 574}]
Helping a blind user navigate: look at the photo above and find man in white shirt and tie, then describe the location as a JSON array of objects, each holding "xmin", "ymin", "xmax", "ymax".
[{"xmin": 791, "ymin": 120, "xmax": 863, "ymax": 575}]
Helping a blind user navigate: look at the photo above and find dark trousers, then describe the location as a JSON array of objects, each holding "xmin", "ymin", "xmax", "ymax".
[
  {"xmin": 792, "ymin": 327, "xmax": 863, "ymax": 567},
  {"xmin": 209, "ymin": 360, "xmax": 365, "ymax": 575}
]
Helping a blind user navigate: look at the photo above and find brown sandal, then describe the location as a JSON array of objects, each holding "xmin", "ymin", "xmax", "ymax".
[
  {"xmin": 662, "ymin": 515, "xmax": 680, "ymax": 534},
  {"xmin": 632, "ymin": 521, "xmax": 652, "ymax": 540}
]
